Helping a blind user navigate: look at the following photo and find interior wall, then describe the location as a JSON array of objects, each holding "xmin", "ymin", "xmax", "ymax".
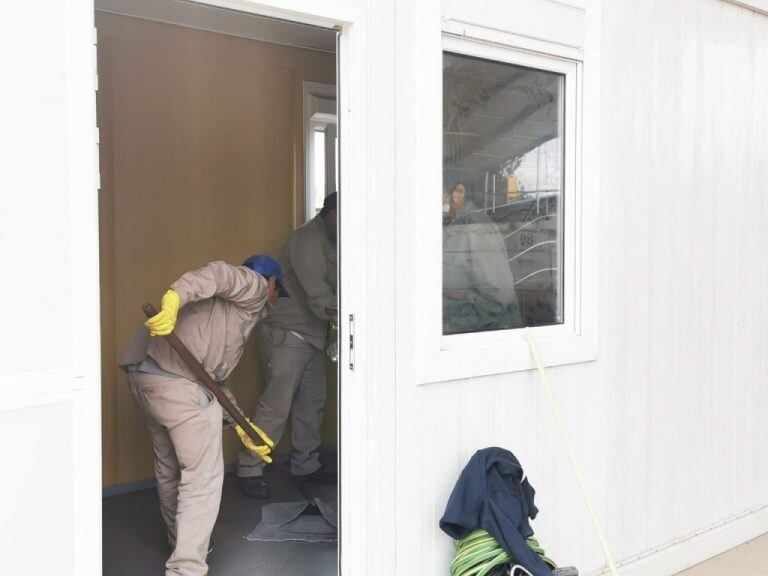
[{"xmin": 97, "ymin": 12, "xmax": 336, "ymax": 487}]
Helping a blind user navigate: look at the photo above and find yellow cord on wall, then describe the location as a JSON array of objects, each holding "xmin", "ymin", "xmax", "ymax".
[{"xmin": 525, "ymin": 328, "xmax": 619, "ymax": 576}]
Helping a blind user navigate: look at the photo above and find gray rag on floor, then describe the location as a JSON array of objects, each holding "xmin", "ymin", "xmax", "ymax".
[{"xmin": 246, "ymin": 498, "xmax": 337, "ymax": 543}]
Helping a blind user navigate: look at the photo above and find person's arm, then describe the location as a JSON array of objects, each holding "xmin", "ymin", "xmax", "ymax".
[
  {"xmin": 288, "ymin": 238, "xmax": 337, "ymax": 322},
  {"xmin": 146, "ymin": 261, "xmax": 269, "ymax": 336},
  {"xmin": 171, "ymin": 261, "xmax": 269, "ymax": 315}
]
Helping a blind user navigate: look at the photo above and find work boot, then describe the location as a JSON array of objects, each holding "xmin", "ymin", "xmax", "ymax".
[
  {"xmin": 293, "ymin": 467, "xmax": 337, "ymax": 485},
  {"xmin": 239, "ymin": 475, "xmax": 271, "ymax": 499}
]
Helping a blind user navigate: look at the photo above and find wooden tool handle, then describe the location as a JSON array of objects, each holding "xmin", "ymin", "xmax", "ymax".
[{"xmin": 143, "ymin": 303, "xmax": 267, "ymax": 448}]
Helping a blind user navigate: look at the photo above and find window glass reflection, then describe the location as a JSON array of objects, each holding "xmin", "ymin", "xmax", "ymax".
[{"xmin": 443, "ymin": 52, "xmax": 564, "ymax": 335}]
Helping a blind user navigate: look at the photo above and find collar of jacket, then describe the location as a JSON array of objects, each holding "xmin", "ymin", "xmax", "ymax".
[{"xmin": 313, "ymin": 213, "xmax": 336, "ymax": 246}]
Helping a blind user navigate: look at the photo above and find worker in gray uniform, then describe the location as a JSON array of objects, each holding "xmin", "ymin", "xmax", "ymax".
[
  {"xmin": 120, "ymin": 256, "xmax": 284, "ymax": 576},
  {"xmin": 237, "ymin": 192, "xmax": 338, "ymax": 499}
]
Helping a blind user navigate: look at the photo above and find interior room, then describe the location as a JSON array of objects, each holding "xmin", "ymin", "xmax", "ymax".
[{"xmin": 95, "ymin": 1, "xmax": 339, "ymax": 574}]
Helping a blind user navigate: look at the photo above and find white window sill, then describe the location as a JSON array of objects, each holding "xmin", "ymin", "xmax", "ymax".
[{"xmin": 417, "ymin": 328, "xmax": 597, "ymax": 384}]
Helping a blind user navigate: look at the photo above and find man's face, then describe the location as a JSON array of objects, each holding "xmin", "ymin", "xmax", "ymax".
[
  {"xmin": 267, "ymin": 277, "xmax": 279, "ymax": 305},
  {"xmin": 450, "ymin": 185, "xmax": 466, "ymax": 211}
]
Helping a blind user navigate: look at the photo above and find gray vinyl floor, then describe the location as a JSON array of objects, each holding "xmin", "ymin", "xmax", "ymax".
[{"xmin": 103, "ymin": 465, "xmax": 338, "ymax": 576}]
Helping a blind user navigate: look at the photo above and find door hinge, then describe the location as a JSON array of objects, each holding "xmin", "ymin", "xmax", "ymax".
[{"xmin": 348, "ymin": 314, "xmax": 355, "ymax": 371}]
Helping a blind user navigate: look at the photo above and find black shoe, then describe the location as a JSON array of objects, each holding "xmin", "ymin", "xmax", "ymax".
[
  {"xmin": 239, "ymin": 475, "xmax": 271, "ymax": 499},
  {"xmin": 293, "ymin": 467, "xmax": 337, "ymax": 485}
]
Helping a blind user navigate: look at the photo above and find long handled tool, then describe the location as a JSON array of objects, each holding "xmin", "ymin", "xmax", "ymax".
[
  {"xmin": 525, "ymin": 329, "xmax": 616, "ymax": 576},
  {"xmin": 142, "ymin": 302, "xmax": 322, "ymax": 512},
  {"xmin": 143, "ymin": 303, "xmax": 268, "ymax": 447}
]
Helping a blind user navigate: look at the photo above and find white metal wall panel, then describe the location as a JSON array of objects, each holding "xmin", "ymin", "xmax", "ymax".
[
  {"xmin": 393, "ymin": 0, "xmax": 768, "ymax": 575},
  {"xmin": 601, "ymin": 0, "xmax": 768, "ymax": 570},
  {"xmin": 0, "ymin": 402, "xmax": 76, "ymax": 574},
  {"xmin": 0, "ymin": 0, "xmax": 101, "ymax": 575},
  {"xmin": 0, "ymin": 0, "xmax": 73, "ymax": 375},
  {"xmin": 441, "ymin": 0, "xmax": 587, "ymax": 49}
]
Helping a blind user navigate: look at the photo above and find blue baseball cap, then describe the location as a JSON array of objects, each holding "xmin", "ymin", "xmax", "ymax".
[{"xmin": 242, "ymin": 254, "xmax": 289, "ymax": 297}]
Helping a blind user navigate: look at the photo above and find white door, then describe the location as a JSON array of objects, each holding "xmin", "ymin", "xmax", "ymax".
[{"xmin": 0, "ymin": 1, "xmax": 102, "ymax": 575}]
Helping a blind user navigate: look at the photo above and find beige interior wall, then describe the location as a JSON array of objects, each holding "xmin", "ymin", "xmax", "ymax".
[{"xmin": 97, "ymin": 12, "xmax": 336, "ymax": 487}]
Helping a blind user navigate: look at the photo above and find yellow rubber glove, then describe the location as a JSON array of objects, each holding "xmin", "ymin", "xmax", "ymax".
[
  {"xmin": 145, "ymin": 289, "xmax": 181, "ymax": 336},
  {"xmin": 236, "ymin": 419, "xmax": 275, "ymax": 463}
]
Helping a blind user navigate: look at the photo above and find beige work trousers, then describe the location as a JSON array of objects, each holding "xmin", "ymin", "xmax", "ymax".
[{"xmin": 128, "ymin": 371, "xmax": 223, "ymax": 576}]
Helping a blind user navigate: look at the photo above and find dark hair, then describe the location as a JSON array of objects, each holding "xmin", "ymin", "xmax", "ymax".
[{"xmin": 320, "ymin": 192, "xmax": 337, "ymax": 217}]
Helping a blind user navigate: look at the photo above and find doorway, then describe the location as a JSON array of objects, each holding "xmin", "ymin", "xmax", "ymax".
[{"xmin": 95, "ymin": 2, "xmax": 340, "ymax": 574}]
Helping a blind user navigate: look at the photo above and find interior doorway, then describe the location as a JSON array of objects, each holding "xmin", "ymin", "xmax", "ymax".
[{"xmin": 95, "ymin": 1, "xmax": 339, "ymax": 574}]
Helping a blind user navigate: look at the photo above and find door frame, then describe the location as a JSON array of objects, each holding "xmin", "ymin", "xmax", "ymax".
[{"xmin": 80, "ymin": 0, "xmax": 370, "ymax": 574}]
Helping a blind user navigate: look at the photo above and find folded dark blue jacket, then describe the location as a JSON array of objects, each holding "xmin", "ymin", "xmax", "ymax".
[{"xmin": 439, "ymin": 447, "xmax": 553, "ymax": 576}]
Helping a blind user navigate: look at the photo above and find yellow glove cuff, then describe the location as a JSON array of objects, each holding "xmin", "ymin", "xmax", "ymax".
[{"xmin": 161, "ymin": 289, "xmax": 181, "ymax": 311}]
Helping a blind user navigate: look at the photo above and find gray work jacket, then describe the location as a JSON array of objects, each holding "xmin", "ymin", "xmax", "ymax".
[
  {"xmin": 120, "ymin": 261, "xmax": 270, "ymax": 383},
  {"xmin": 265, "ymin": 214, "xmax": 337, "ymax": 350}
]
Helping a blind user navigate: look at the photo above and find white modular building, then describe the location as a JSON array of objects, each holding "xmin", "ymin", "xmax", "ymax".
[{"xmin": 2, "ymin": 0, "xmax": 768, "ymax": 575}]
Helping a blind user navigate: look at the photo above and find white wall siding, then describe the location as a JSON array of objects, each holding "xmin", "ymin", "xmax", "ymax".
[
  {"xmin": 392, "ymin": 0, "xmax": 768, "ymax": 575},
  {"xmin": 602, "ymin": 0, "xmax": 768, "ymax": 569},
  {"xmin": 0, "ymin": 0, "xmax": 73, "ymax": 374},
  {"xmin": 0, "ymin": 1, "xmax": 101, "ymax": 575}
]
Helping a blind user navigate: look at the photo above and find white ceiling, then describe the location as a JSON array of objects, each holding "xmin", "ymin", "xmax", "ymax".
[{"xmin": 95, "ymin": 0, "xmax": 337, "ymax": 53}]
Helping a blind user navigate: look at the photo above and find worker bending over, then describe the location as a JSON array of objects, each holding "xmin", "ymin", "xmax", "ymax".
[
  {"xmin": 121, "ymin": 257, "xmax": 283, "ymax": 576},
  {"xmin": 237, "ymin": 192, "xmax": 338, "ymax": 498}
]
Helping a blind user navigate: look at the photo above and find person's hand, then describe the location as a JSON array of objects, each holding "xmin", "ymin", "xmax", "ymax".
[
  {"xmin": 145, "ymin": 289, "xmax": 181, "ymax": 336},
  {"xmin": 236, "ymin": 419, "xmax": 275, "ymax": 463}
]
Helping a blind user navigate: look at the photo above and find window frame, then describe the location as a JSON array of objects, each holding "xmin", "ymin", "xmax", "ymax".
[{"xmin": 414, "ymin": 33, "xmax": 596, "ymax": 384}]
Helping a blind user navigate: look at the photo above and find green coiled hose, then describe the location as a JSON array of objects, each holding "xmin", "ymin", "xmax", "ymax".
[{"xmin": 450, "ymin": 529, "xmax": 557, "ymax": 576}]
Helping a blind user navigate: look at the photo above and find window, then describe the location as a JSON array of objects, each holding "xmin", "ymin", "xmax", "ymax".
[
  {"xmin": 313, "ymin": 127, "xmax": 327, "ymax": 213},
  {"xmin": 303, "ymin": 82, "xmax": 337, "ymax": 222},
  {"xmin": 443, "ymin": 52, "xmax": 564, "ymax": 335},
  {"xmin": 412, "ymin": 33, "xmax": 593, "ymax": 383}
]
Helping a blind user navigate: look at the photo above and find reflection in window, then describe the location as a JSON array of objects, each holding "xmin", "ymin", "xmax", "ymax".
[{"xmin": 443, "ymin": 52, "xmax": 564, "ymax": 335}]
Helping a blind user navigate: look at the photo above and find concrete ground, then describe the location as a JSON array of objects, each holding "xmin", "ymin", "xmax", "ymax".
[{"xmin": 676, "ymin": 533, "xmax": 768, "ymax": 575}]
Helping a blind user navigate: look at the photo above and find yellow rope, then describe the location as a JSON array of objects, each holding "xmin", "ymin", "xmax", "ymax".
[{"xmin": 525, "ymin": 328, "xmax": 618, "ymax": 576}]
